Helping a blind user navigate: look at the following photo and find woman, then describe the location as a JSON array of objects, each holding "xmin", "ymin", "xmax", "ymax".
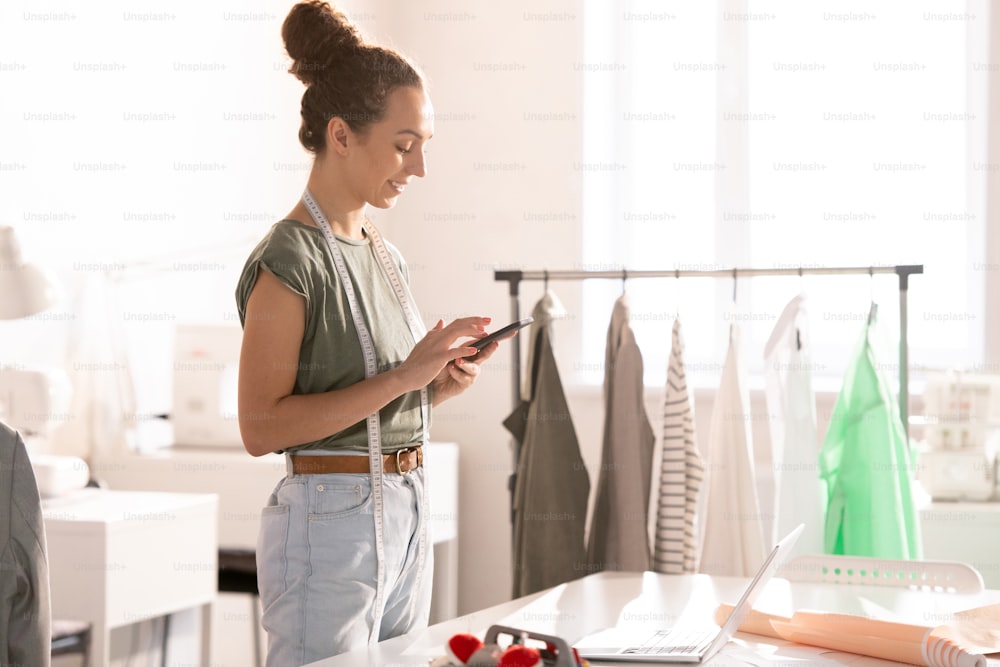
[{"xmin": 235, "ymin": 2, "xmax": 498, "ymax": 663}]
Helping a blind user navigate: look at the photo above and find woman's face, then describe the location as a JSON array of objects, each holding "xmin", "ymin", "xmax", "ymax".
[{"xmin": 345, "ymin": 86, "xmax": 434, "ymax": 209}]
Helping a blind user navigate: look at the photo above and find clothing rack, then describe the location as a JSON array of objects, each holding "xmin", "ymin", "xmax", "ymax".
[{"xmin": 494, "ymin": 264, "xmax": 923, "ymax": 524}]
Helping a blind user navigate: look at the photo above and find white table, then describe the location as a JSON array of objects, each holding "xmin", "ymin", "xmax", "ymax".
[
  {"xmin": 42, "ymin": 489, "xmax": 218, "ymax": 666},
  {"xmin": 304, "ymin": 571, "xmax": 1000, "ymax": 666}
]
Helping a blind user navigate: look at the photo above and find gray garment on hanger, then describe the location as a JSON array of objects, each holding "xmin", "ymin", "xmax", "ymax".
[
  {"xmin": 0, "ymin": 421, "xmax": 51, "ymax": 667},
  {"xmin": 587, "ymin": 294, "xmax": 655, "ymax": 572},
  {"xmin": 504, "ymin": 293, "xmax": 590, "ymax": 599}
]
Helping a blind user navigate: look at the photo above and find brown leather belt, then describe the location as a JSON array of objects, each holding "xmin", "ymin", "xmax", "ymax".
[{"xmin": 289, "ymin": 446, "xmax": 423, "ymax": 475}]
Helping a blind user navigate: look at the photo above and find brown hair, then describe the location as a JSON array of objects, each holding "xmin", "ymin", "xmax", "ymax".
[{"xmin": 282, "ymin": 1, "xmax": 423, "ymax": 153}]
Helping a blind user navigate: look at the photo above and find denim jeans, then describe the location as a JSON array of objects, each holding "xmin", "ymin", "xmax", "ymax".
[{"xmin": 256, "ymin": 464, "xmax": 432, "ymax": 666}]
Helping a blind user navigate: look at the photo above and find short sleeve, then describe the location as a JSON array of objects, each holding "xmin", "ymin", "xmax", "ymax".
[{"xmin": 235, "ymin": 222, "xmax": 318, "ymax": 327}]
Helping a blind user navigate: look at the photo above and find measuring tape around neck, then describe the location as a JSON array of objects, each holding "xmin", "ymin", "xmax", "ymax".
[{"xmin": 301, "ymin": 189, "xmax": 431, "ymax": 644}]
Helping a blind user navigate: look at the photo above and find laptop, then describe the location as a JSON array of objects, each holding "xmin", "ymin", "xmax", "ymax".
[{"xmin": 574, "ymin": 523, "xmax": 804, "ymax": 663}]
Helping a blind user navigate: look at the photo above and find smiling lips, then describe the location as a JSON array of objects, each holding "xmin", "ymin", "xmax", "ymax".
[{"xmin": 388, "ymin": 180, "xmax": 407, "ymax": 194}]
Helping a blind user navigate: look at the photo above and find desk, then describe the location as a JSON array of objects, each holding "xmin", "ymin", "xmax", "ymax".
[
  {"xmin": 42, "ymin": 489, "xmax": 218, "ymax": 666},
  {"xmin": 304, "ymin": 571, "xmax": 1000, "ymax": 666}
]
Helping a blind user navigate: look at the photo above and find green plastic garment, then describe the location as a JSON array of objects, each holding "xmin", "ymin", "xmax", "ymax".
[{"xmin": 819, "ymin": 310, "xmax": 922, "ymax": 559}]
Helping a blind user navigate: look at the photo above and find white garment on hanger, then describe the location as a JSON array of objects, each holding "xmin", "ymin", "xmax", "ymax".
[
  {"xmin": 653, "ymin": 318, "xmax": 704, "ymax": 574},
  {"xmin": 699, "ymin": 324, "xmax": 767, "ymax": 577},
  {"xmin": 763, "ymin": 293, "xmax": 825, "ymax": 556}
]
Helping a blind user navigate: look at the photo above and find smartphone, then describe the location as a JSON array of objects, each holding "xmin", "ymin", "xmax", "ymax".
[{"xmin": 467, "ymin": 317, "xmax": 534, "ymax": 355}]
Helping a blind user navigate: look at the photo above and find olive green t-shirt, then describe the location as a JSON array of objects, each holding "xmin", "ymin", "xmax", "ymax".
[{"xmin": 235, "ymin": 219, "xmax": 428, "ymax": 453}]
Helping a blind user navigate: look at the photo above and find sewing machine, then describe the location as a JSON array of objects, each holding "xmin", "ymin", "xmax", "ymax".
[
  {"xmin": 0, "ymin": 366, "xmax": 89, "ymax": 497},
  {"xmin": 918, "ymin": 370, "xmax": 1000, "ymax": 502},
  {"xmin": 171, "ymin": 323, "xmax": 244, "ymax": 448}
]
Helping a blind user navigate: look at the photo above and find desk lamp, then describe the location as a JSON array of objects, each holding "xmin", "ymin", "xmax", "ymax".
[
  {"xmin": 0, "ymin": 224, "xmax": 86, "ymax": 497},
  {"xmin": 0, "ymin": 225, "xmax": 59, "ymax": 319}
]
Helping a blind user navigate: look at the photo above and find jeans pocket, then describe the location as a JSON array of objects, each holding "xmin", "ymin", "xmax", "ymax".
[
  {"xmin": 310, "ymin": 478, "xmax": 372, "ymax": 518},
  {"xmin": 257, "ymin": 503, "xmax": 290, "ymax": 607}
]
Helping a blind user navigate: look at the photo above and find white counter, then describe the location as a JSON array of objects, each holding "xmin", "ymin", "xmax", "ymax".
[{"xmin": 42, "ymin": 489, "xmax": 218, "ymax": 666}]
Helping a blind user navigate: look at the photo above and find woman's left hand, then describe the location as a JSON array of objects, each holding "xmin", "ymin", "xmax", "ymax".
[{"xmin": 430, "ymin": 339, "xmax": 500, "ymax": 405}]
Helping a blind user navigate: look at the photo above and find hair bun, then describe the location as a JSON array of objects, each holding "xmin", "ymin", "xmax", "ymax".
[{"xmin": 282, "ymin": 1, "xmax": 362, "ymax": 86}]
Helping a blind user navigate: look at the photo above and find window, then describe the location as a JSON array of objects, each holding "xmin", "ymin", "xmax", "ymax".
[{"xmin": 580, "ymin": 0, "xmax": 989, "ymax": 389}]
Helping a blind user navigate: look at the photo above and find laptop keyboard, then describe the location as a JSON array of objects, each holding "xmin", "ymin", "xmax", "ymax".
[{"xmin": 625, "ymin": 628, "xmax": 715, "ymax": 655}]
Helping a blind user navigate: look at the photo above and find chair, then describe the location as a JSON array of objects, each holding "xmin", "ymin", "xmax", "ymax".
[
  {"xmin": 780, "ymin": 554, "xmax": 985, "ymax": 594},
  {"xmin": 51, "ymin": 619, "xmax": 92, "ymax": 664},
  {"xmin": 218, "ymin": 547, "xmax": 263, "ymax": 667}
]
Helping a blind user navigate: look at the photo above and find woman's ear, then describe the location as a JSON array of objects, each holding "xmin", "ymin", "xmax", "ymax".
[{"xmin": 326, "ymin": 117, "xmax": 351, "ymax": 156}]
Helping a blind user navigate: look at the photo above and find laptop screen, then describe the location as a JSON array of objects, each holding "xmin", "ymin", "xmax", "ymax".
[{"xmin": 703, "ymin": 523, "xmax": 805, "ymax": 658}]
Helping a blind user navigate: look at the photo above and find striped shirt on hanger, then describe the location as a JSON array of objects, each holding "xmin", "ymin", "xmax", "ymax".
[{"xmin": 653, "ymin": 318, "xmax": 704, "ymax": 574}]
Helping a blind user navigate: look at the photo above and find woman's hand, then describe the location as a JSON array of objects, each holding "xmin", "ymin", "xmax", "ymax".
[
  {"xmin": 431, "ymin": 332, "xmax": 508, "ymax": 405},
  {"xmin": 431, "ymin": 358, "xmax": 480, "ymax": 405},
  {"xmin": 394, "ymin": 317, "xmax": 491, "ymax": 393},
  {"xmin": 430, "ymin": 331, "xmax": 503, "ymax": 405}
]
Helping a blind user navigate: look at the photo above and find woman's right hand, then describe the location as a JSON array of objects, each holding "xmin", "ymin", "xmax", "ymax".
[{"xmin": 395, "ymin": 317, "xmax": 491, "ymax": 391}]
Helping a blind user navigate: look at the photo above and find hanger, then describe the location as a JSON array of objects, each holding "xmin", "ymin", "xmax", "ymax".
[
  {"xmin": 675, "ymin": 268, "xmax": 681, "ymax": 317},
  {"xmin": 795, "ymin": 267, "xmax": 804, "ymax": 349},
  {"xmin": 867, "ymin": 301, "xmax": 878, "ymax": 326},
  {"xmin": 729, "ymin": 268, "xmax": 738, "ymax": 342},
  {"xmin": 621, "ymin": 268, "xmax": 627, "ymax": 295},
  {"xmin": 867, "ymin": 266, "xmax": 877, "ymax": 326}
]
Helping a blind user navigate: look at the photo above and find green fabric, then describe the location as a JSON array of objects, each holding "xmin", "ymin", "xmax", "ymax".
[
  {"xmin": 819, "ymin": 313, "xmax": 921, "ymax": 559},
  {"xmin": 235, "ymin": 219, "xmax": 427, "ymax": 453}
]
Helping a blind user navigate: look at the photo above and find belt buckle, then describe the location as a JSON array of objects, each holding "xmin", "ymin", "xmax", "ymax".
[{"xmin": 395, "ymin": 448, "xmax": 413, "ymax": 475}]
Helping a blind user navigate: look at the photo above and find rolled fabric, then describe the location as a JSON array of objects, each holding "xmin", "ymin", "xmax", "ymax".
[
  {"xmin": 713, "ymin": 604, "xmax": 788, "ymax": 639},
  {"xmin": 923, "ymin": 635, "xmax": 987, "ymax": 667},
  {"xmin": 770, "ymin": 620, "xmax": 927, "ymax": 665},
  {"xmin": 715, "ymin": 604, "xmax": 986, "ymax": 667},
  {"xmin": 785, "ymin": 610, "xmax": 985, "ymax": 667}
]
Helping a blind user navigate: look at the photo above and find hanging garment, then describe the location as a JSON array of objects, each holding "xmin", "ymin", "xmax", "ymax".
[
  {"xmin": 503, "ymin": 292, "xmax": 590, "ymax": 598},
  {"xmin": 699, "ymin": 324, "xmax": 767, "ymax": 577},
  {"xmin": 819, "ymin": 308, "xmax": 921, "ymax": 559},
  {"xmin": 763, "ymin": 294, "xmax": 826, "ymax": 556},
  {"xmin": 653, "ymin": 318, "xmax": 704, "ymax": 574},
  {"xmin": 1, "ymin": 422, "xmax": 51, "ymax": 667},
  {"xmin": 587, "ymin": 294, "xmax": 656, "ymax": 572}
]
